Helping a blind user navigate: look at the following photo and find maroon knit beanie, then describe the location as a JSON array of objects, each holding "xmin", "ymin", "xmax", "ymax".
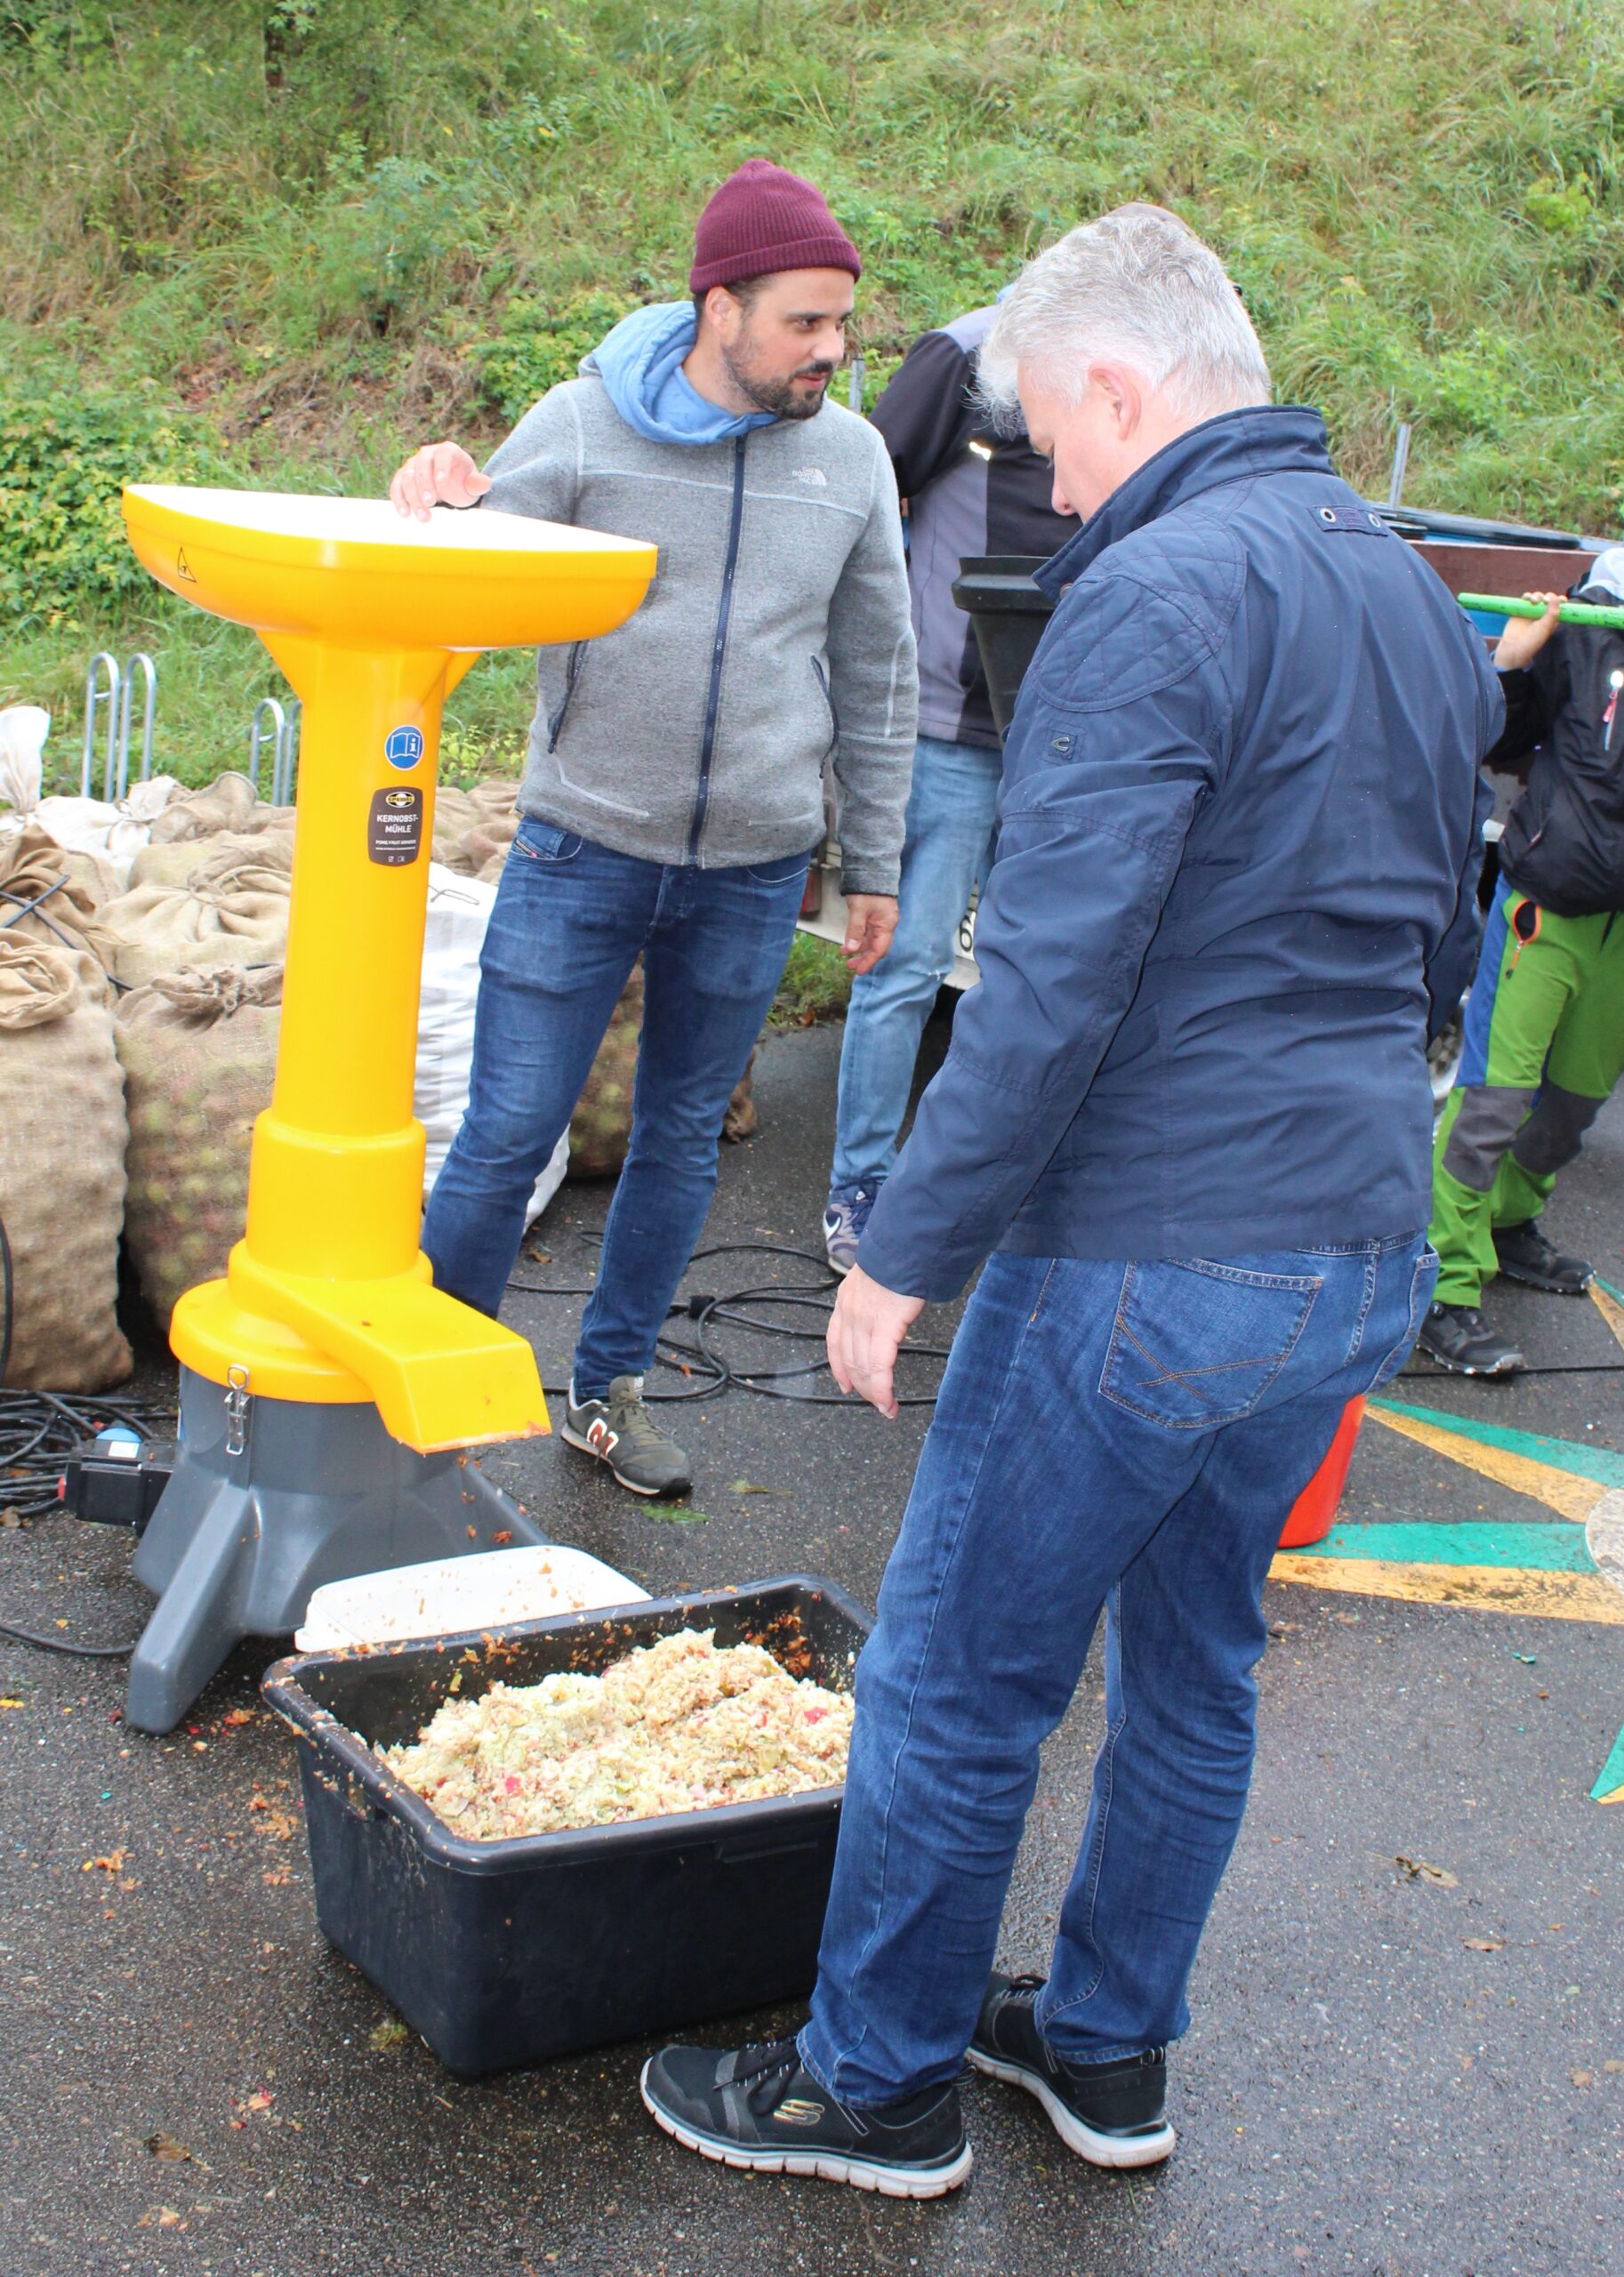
[{"xmin": 689, "ymin": 160, "xmax": 862, "ymax": 294}]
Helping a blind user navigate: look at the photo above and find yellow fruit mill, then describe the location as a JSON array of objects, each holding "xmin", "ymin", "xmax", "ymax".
[{"xmin": 117, "ymin": 486, "xmax": 655, "ymax": 1732}]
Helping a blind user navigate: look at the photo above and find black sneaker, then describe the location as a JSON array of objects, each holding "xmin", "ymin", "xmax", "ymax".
[
  {"xmin": 1415, "ymin": 1300, "xmax": 1524, "ymax": 1377},
  {"xmin": 560, "ymin": 1375, "xmax": 693, "ymax": 1497},
  {"xmin": 639, "ymin": 2035, "xmax": 972, "ymax": 2198},
  {"xmin": 968, "ymin": 1974, "xmax": 1175, "ymax": 2169},
  {"xmin": 1494, "ymin": 1219, "xmax": 1594, "ymax": 1295}
]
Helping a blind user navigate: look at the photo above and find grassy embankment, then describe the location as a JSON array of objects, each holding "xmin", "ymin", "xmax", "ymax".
[{"xmin": 4, "ymin": 0, "xmax": 1622, "ymax": 814}]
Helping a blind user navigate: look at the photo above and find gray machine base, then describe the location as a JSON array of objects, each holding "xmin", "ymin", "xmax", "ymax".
[{"xmin": 126, "ymin": 1367, "xmax": 548, "ymax": 1734}]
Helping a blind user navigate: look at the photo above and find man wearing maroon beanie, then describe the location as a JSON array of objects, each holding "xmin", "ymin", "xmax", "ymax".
[{"xmin": 390, "ymin": 164, "xmax": 916, "ymax": 1499}]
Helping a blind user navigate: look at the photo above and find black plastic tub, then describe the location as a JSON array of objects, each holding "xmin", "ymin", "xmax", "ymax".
[
  {"xmin": 261, "ymin": 1574, "xmax": 871, "ymax": 2074},
  {"xmin": 952, "ymin": 553, "xmax": 1056, "ymax": 737}
]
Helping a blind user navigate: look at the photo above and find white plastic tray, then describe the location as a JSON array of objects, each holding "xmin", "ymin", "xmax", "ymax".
[{"xmin": 295, "ymin": 1544, "xmax": 648, "ymax": 1652}]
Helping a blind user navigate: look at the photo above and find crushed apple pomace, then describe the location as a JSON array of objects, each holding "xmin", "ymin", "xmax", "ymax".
[{"xmin": 381, "ymin": 1628, "xmax": 855, "ymax": 1839}]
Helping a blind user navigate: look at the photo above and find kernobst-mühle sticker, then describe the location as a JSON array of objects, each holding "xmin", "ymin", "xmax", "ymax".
[{"xmin": 368, "ymin": 786, "xmax": 423, "ymax": 865}]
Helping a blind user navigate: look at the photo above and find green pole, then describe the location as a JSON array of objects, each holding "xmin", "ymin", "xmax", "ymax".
[{"xmin": 1457, "ymin": 591, "xmax": 1624, "ymax": 632}]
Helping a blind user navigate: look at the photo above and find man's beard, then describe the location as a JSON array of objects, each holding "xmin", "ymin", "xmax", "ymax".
[{"xmin": 721, "ymin": 342, "xmax": 835, "ymax": 422}]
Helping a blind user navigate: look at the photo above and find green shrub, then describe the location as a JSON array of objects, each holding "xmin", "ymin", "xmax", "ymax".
[
  {"xmin": 0, "ymin": 382, "xmax": 224, "ymax": 632},
  {"xmin": 478, "ymin": 289, "xmax": 642, "ymax": 424}
]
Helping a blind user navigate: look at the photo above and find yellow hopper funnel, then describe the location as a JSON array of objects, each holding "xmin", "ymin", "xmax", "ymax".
[{"xmin": 121, "ymin": 486, "xmax": 656, "ymax": 1452}]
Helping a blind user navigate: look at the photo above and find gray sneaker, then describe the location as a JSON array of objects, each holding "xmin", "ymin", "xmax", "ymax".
[
  {"xmin": 823, "ymin": 1183, "xmax": 880, "ymax": 1275},
  {"xmin": 561, "ymin": 1375, "xmax": 693, "ymax": 1498}
]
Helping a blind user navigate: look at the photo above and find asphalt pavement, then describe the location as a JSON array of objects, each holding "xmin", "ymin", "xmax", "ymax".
[{"xmin": 3, "ymin": 1017, "xmax": 1621, "ymax": 2277}]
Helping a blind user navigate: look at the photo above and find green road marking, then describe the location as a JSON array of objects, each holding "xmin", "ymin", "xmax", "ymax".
[
  {"xmin": 1371, "ymin": 1396, "xmax": 1624, "ymax": 1491},
  {"xmin": 1297, "ymin": 1521, "xmax": 1596, "ymax": 1573},
  {"xmin": 1589, "ymin": 1721, "xmax": 1624, "ymax": 1805}
]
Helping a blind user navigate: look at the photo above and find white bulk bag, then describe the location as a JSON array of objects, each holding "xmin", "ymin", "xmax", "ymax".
[{"xmin": 418, "ymin": 865, "xmax": 567, "ymax": 1226}]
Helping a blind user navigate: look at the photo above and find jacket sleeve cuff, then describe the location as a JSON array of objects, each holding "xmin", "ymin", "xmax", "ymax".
[{"xmin": 839, "ymin": 865, "xmax": 900, "ymax": 899}]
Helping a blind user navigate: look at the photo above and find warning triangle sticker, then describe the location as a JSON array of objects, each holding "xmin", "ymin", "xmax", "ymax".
[{"xmin": 174, "ymin": 545, "xmax": 197, "ymax": 583}]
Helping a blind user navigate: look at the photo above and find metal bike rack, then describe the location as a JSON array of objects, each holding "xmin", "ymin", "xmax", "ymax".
[
  {"xmin": 81, "ymin": 650, "xmax": 158, "ymax": 799},
  {"xmin": 117, "ymin": 652, "xmax": 157, "ymax": 795},
  {"xmin": 248, "ymin": 695, "xmax": 301, "ymax": 806},
  {"xmin": 80, "ymin": 651, "xmax": 121, "ymax": 798}
]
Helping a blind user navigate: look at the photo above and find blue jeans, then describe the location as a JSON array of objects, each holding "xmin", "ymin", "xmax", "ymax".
[
  {"xmin": 800, "ymin": 1233, "xmax": 1436, "ymax": 2104},
  {"xmin": 831, "ymin": 735, "xmax": 1001, "ymax": 1194},
  {"xmin": 421, "ymin": 819, "xmax": 808, "ymax": 1400}
]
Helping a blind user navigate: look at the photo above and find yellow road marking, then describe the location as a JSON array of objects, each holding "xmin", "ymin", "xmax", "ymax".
[
  {"xmin": 1591, "ymin": 1280, "xmax": 1624, "ymax": 1351},
  {"xmin": 1269, "ymin": 1552, "xmax": 1624, "ymax": 1622},
  {"xmin": 1366, "ymin": 1405, "xmax": 1603, "ymax": 1524}
]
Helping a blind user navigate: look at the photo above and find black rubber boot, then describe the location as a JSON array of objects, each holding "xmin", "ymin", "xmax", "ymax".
[
  {"xmin": 1415, "ymin": 1301, "xmax": 1524, "ymax": 1376},
  {"xmin": 1493, "ymin": 1220, "xmax": 1594, "ymax": 1294}
]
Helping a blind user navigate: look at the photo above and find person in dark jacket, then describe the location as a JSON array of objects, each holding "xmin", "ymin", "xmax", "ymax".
[
  {"xmin": 1419, "ymin": 561, "xmax": 1624, "ymax": 1374},
  {"xmin": 639, "ymin": 206, "xmax": 1500, "ymax": 2196},
  {"xmin": 822, "ymin": 306, "xmax": 1077, "ymax": 1268}
]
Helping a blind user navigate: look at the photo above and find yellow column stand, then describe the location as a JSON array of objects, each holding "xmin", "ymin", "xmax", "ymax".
[
  {"xmin": 117, "ymin": 488, "xmax": 655, "ymax": 1734},
  {"xmin": 121, "ymin": 487, "xmax": 656, "ymax": 1452}
]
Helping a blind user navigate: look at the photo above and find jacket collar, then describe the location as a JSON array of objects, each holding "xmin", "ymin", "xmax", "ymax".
[{"xmin": 1034, "ymin": 405, "xmax": 1335, "ymax": 595}]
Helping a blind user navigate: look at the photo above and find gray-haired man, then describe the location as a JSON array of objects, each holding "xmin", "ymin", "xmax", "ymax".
[{"xmin": 641, "ymin": 205, "xmax": 1498, "ymax": 2193}]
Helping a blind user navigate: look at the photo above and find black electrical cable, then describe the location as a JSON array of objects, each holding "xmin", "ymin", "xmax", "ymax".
[
  {"xmin": 0, "ymin": 1208, "xmax": 169, "ymax": 1658},
  {"xmin": 506, "ymin": 1234, "xmax": 956, "ymax": 1407}
]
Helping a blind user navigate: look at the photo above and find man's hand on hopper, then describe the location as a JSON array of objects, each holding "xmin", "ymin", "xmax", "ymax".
[
  {"xmin": 827, "ymin": 1262, "xmax": 925, "ymax": 1420},
  {"xmin": 840, "ymin": 893, "xmax": 898, "ymax": 975},
  {"xmin": 388, "ymin": 441, "xmax": 493, "ymax": 522}
]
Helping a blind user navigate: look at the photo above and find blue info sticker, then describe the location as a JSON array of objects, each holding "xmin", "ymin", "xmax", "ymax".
[{"xmin": 385, "ymin": 725, "xmax": 424, "ymax": 770}]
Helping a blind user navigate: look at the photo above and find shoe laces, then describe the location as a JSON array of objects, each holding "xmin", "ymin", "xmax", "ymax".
[
  {"xmin": 733, "ymin": 2036, "xmax": 804, "ymax": 2113},
  {"xmin": 606, "ymin": 1379, "xmax": 671, "ymax": 1452}
]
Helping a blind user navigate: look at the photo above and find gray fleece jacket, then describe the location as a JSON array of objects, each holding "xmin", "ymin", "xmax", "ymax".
[{"xmin": 478, "ymin": 373, "xmax": 918, "ymax": 892}]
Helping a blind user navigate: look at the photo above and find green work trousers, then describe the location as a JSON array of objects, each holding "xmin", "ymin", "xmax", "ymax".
[{"xmin": 1430, "ymin": 880, "xmax": 1624, "ymax": 1305}]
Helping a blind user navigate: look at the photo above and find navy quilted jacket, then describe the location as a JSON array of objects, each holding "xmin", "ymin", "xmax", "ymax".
[{"xmin": 858, "ymin": 406, "xmax": 1502, "ymax": 1302}]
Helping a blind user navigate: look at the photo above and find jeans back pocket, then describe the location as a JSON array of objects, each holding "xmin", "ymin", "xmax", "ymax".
[{"xmin": 1100, "ymin": 1258, "xmax": 1322, "ymax": 1430}]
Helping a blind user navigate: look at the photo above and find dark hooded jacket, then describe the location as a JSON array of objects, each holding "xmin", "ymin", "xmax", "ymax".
[
  {"xmin": 1493, "ymin": 561, "xmax": 1624, "ymax": 917},
  {"xmin": 856, "ymin": 406, "xmax": 1503, "ymax": 1302}
]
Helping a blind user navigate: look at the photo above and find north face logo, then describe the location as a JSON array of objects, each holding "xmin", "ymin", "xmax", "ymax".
[{"xmin": 792, "ymin": 468, "xmax": 828, "ymax": 487}]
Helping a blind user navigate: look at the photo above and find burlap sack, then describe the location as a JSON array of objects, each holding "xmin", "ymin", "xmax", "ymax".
[
  {"xmin": 115, "ymin": 964, "xmax": 282, "ymax": 1332},
  {"xmin": 145, "ymin": 770, "xmax": 261, "ymax": 846},
  {"xmin": 567, "ymin": 961, "xmax": 644, "ymax": 1179},
  {"xmin": 430, "ymin": 784, "xmax": 478, "ymax": 866},
  {"xmin": 128, "ymin": 820, "xmax": 297, "ymax": 893},
  {"xmin": 432, "ymin": 779, "xmax": 519, "ymax": 875},
  {"xmin": 0, "ymin": 825, "xmax": 117, "ymax": 999},
  {"xmin": 0, "ymin": 937, "xmax": 131, "ymax": 1390},
  {"xmin": 98, "ymin": 841, "xmax": 291, "ymax": 986}
]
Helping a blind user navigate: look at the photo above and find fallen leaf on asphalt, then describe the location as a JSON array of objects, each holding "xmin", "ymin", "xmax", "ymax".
[
  {"xmin": 492, "ymin": 1529, "xmax": 513, "ymax": 1544},
  {"xmin": 728, "ymin": 1480, "xmax": 779, "ymax": 1496},
  {"xmin": 645, "ymin": 1503, "xmax": 712, "ymax": 1525},
  {"xmin": 221, "ymin": 1708, "xmax": 253, "ymax": 1728},
  {"xmin": 145, "ymin": 2133, "xmax": 191, "ymax": 2162},
  {"xmin": 1604, "ymin": 2059, "xmax": 1624, "ymax": 2073},
  {"xmin": 1463, "ymin": 1937, "xmax": 1505, "ymax": 1951},
  {"xmin": 0, "ymin": 1697, "xmax": 23, "ymax": 1710},
  {"xmin": 244, "ymin": 2090, "xmax": 274, "ymax": 2112},
  {"xmin": 262, "ymin": 1869, "xmax": 291, "ymax": 1887},
  {"xmin": 369, "ymin": 2017, "xmax": 409, "ymax": 2051},
  {"xmin": 0, "ymin": 1508, "xmax": 21, "ymax": 1529},
  {"xmin": 81, "ymin": 1850, "xmax": 128, "ymax": 1874},
  {"xmin": 137, "ymin": 2209, "xmax": 183, "ymax": 2229},
  {"xmin": 1389, "ymin": 1855, "xmax": 1459, "ymax": 1887},
  {"xmin": 1572, "ymin": 2069, "xmax": 1595, "ymax": 2088}
]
